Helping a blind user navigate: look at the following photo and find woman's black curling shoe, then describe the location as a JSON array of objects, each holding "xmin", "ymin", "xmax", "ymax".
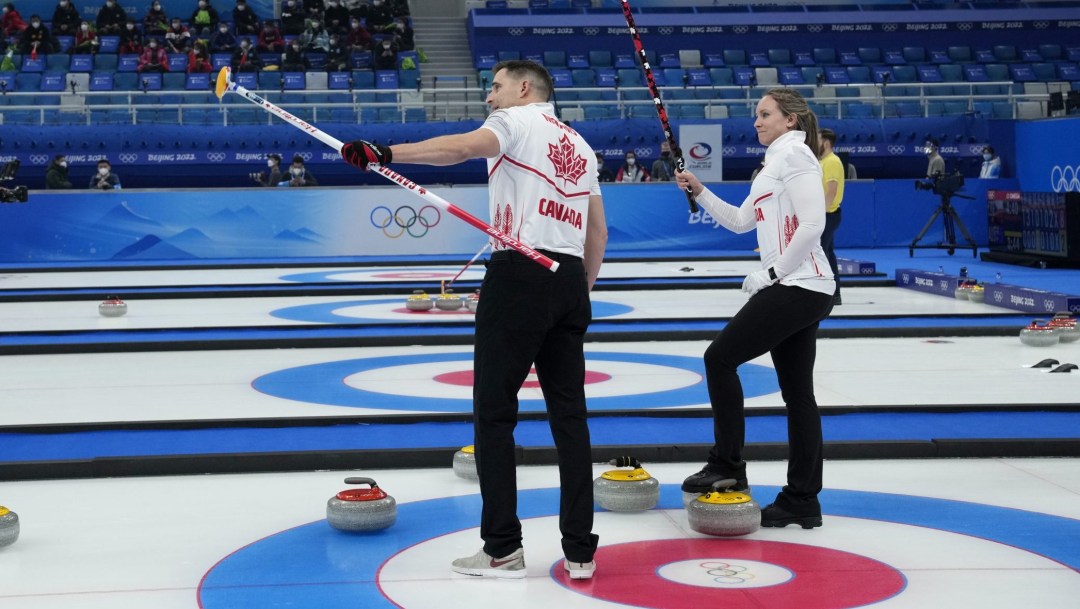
[{"xmin": 760, "ymin": 503, "xmax": 823, "ymax": 529}]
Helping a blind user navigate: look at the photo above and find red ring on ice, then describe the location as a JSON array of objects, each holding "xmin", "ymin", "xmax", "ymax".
[{"xmin": 434, "ymin": 369, "xmax": 612, "ymax": 389}]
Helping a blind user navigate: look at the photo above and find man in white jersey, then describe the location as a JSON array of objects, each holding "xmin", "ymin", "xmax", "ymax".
[{"xmin": 342, "ymin": 60, "xmax": 608, "ymax": 580}]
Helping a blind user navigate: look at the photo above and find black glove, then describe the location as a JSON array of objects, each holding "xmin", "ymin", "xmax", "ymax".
[{"xmin": 341, "ymin": 140, "xmax": 392, "ymax": 171}]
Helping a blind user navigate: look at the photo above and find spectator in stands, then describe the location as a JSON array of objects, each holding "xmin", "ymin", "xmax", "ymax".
[
  {"xmin": 817, "ymin": 128, "xmax": 844, "ymax": 306},
  {"xmin": 232, "ymin": 0, "xmax": 258, "ymax": 36},
  {"xmin": 615, "ymin": 151, "xmax": 650, "ymax": 182},
  {"xmin": 256, "ymin": 20, "xmax": 283, "ymax": 53},
  {"xmin": 650, "ymin": 141, "xmax": 675, "ymax": 182},
  {"xmin": 137, "ymin": 37, "xmax": 167, "ymax": 72},
  {"xmin": 72, "ymin": 20, "xmax": 99, "ymax": 54},
  {"xmin": 365, "ymin": 0, "xmax": 392, "ymax": 32},
  {"xmin": 189, "ymin": 0, "xmax": 219, "ymax": 37},
  {"xmin": 323, "ymin": 0, "xmax": 348, "ymax": 35},
  {"xmin": 95, "ymin": 0, "xmax": 126, "ymax": 36},
  {"xmin": 230, "ymin": 36, "xmax": 260, "ymax": 71},
  {"xmin": 51, "ymin": 0, "xmax": 81, "ymax": 37},
  {"xmin": 345, "ymin": 16, "xmax": 371, "ymax": 52},
  {"xmin": 142, "ymin": 1, "xmax": 167, "ymax": 36},
  {"xmin": 346, "ymin": 0, "xmax": 369, "ymax": 21},
  {"xmin": 249, "ymin": 153, "xmax": 282, "ymax": 186},
  {"xmin": 284, "ymin": 155, "xmax": 317, "ymax": 186},
  {"xmin": 373, "ymin": 37, "xmax": 396, "ymax": 70},
  {"xmin": 1, "ymin": 3, "xmax": 27, "ymax": 39},
  {"xmin": 164, "ymin": 17, "xmax": 191, "ymax": 53},
  {"xmin": 300, "ymin": 19, "xmax": 329, "ymax": 53},
  {"xmin": 210, "ymin": 21, "xmax": 236, "ymax": 52},
  {"xmin": 387, "ymin": 0, "xmax": 408, "ymax": 15},
  {"xmin": 596, "ymin": 152, "xmax": 614, "ymax": 183},
  {"xmin": 281, "ymin": 38, "xmax": 309, "ymax": 71},
  {"xmin": 45, "ymin": 155, "xmax": 73, "ymax": 189},
  {"xmin": 19, "ymin": 15, "xmax": 54, "ymax": 56},
  {"xmin": 382, "ymin": 15, "xmax": 411, "ymax": 50},
  {"xmin": 279, "ymin": 0, "xmax": 305, "ymax": 35},
  {"xmin": 325, "ymin": 32, "xmax": 347, "ymax": 71},
  {"xmin": 89, "ymin": 159, "xmax": 120, "ymax": 190},
  {"xmin": 118, "ymin": 19, "xmax": 142, "ymax": 54},
  {"xmin": 979, "ymin": 145, "xmax": 1001, "ymax": 179},
  {"xmin": 188, "ymin": 39, "xmax": 211, "ymax": 72},
  {"xmin": 924, "ymin": 138, "xmax": 944, "ymax": 177},
  {"xmin": 303, "ymin": 0, "xmax": 324, "ymax": 18}
]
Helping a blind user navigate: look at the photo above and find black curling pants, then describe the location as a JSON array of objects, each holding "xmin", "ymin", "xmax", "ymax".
[
  {"xmin": 820, "ymin": 208, "xmax": 843, "ymax": 297},
  {"xmin": 703, "ymin": 283, "xmax": 834, "ymax": 510},
  {"xmin": 473, "ymin": 249, "xmax": 599, "ymax": 564}
]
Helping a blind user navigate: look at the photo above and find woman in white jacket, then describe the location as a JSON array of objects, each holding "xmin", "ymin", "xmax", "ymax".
[{"xmin": 675, "ymin": 88, "xmax": 835, "ymax": 529}]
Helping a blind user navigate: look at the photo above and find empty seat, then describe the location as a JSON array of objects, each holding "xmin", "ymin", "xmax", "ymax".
[
  {"xmin": 902, "ymin": 47, "xmax": 927, "ymax": 63},
  {"xmin": 793, "ymin": 51, "xmax": 813, "ymax": 66},
  {"xmin": 663, "ymin": 68, "xmax": 687, "ymax": 87},
  {"xmin": 846, "ymin": 66, "xmax": 872, "ymax": 83},
  {"xmin": 1009, "ymin": 64, "xmax": 1036, "ymax": 82},
  {"xmin": 709, "ymin": 67, "xmax": 733, "ymax": 85},
  {"xmin": 94, "ymin": 54, "xmax": 119, "ymax": 71},
  {"xmin": 167, "ymin": 54, "xmax": 188, "ymax": 72},
  {"xmin": 69, "ymin": 54, "xmax": 94, "ymax": 72},
  {"xmin": 992, "ymin": 101, "xmax": 1013, "ymax": 118},
  {"xmin": 1038, "ymin": 44, "xmax": 1063, "ymax": 61},
  {"xmin": 703, "ymin": 53, "xmax": 724, "ymax": 68},
  {"xmin": 857, "ymin": 47, "xmax": 882, "ymax": 64},
  {"xmin": 543, "ymin": 51, "xmax": 566, "ymax": 67},
  {"xmin": 778, "ymin": 67, "xmax": 804, "ymax": 85},
  {"xmin": 947, "ymin": 46, "xmax": 972, "ymax": 63},
  {"xmin": 939, "ymin": 64, "xmax": 963, "ymax": 82},
  {"xmin": 1032, "ymin": 63, "xmax": 1057, "ymax": 81},
  {"xmin": 162, "ymin": 72, "xmax": 186, "ymax": 90},
  {"xmin": 929, "ymin": 49, "xmax": 950, "ymax": 64},
  {"xmin": 748, "ymin": 52, "xmax": 768, "ymax": 67},
  {"xmin": 892, "ymin": 65, "xmax": 917, "ymax": 83},
  {"xmin": 985, "ymin": 64, "xmax": 1010, "ymax": 81},
  {"xmin": 117, "ymin": 55, "xmax": 139, "ymax": 72},
  {"xmin": 801, "ymin": 66, "xmax": 825, "ymax": 85},
  {"xmin": 678, "ymin": 49, "xmax": 701, "ymax": 68},
  {"xmin": 754, "ymin": 67, "xmax": 778, "ymax": 86},
  {"xmin": 722, "ymin": 49, "xmax": 746, "ymax": 65},
  {"xmin": 1017, "ymin": 100, "xmax": 1044, "ymax": 119},
  {"xmin": 113, "ymin": 72, "xmax": 138, "ymax": 90},
  {"xmin": 258, "ymin": 71, "xmax": 282, "ymax": 89},
  {"xmin": 588, "ymin": 50, "xmax": 612, "ymax": 67},
  {"xmin": 570, "ymin": 68, "xmax": 595, "ymax": 87},
  {"xmin": 917, "ymin": 66, "xmax": 943, "ymax": 83},
  {"xmin": 992, "ymin": 45, "xmax": 1017, "ymax": 62},
  {"xmin": 497, "ymin": 50, "xmax": 520, "ymax": 62},
  {"xmin": 658, "ymin": 52, "xmax": 679, "ymax": 68},
  {"xmin": 839, "ymin": 50, "xmax": 859, "ymax": 66},
  {"xmin": 98, "ymin": 36, "xmax": 119, "ymax": 54},
  {"xmin": 46, "ymin": 54, "xmax": 70, "ymax": 71},
  {"xmin": 352, "ymin": 69, "xmax": 375, "ymax": 89},
  {"xmin": 883, "ymin": 49, "xmax": 905, "ymax": 65},
  {"xmin": 813, "ymin": 48, "xmax": 836, "ymax": 65},
  {"xmin": 766, "ymin": 48, "xmax": 791, "ymax": 65}
]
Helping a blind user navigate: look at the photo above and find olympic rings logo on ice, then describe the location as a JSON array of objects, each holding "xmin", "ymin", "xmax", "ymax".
[
  {"xmin": 658, "ymin": 27, "xmax": 673, "ymax": 36},
  {"xmin": 370, "ymin": 204, "xmax": 441, "ymax": 239},
  {"xmin": 732, "ymin": 26, "xmax": 748, "ymax": 34},
  {"xmin": 888, "ymin": 145, "xmax": 906, "ymax": 155},
  {"xmin": 1050, "ymin": 165, "xmax": 1080, "ymax": 193},
  {"xmin": 882, "ymin": 24, "xmax": 898, "ymax": 32},
  {"xmin": 699, "ymin": 562, "xmax": 755, "ymax": 585},
  {"xmin": 583, "ymin": 27, "xmax": 599, "ymax": 36},
  {"xmin": 29, "ymin": 155, "xmax": 49, "ymax": 165},
  {"xmin": 207, "ymin": 152, "xmax": 226, "ymax": 163},
  {"xmin": 957, "ymin": 22, "xmax": 973, "ymax": 31},
  {"xmin": 118, "ymin": 153, "xmax": 138, "ymax": 164},
  {"xmin": 508, "ymin": 27, "xmax": 525, "ymax": 36}
]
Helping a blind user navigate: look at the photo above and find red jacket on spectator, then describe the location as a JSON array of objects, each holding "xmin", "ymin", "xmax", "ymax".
[
  {"xmin": 1, "ymin": 4, "xmax": 27, "ymax": 37},
  {"xmin": 138, "ymin": 45, "xmax": 169, "ymax": 72}
]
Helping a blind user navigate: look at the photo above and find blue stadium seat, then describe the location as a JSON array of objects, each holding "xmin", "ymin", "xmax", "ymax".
[
  {"xmin": 992, "ymin": 45, "xmax": 1017, "ymax": 62},
  {"xmin": 138, "ymin": 73, "xmax": 163, "ymax": 90},
  {"xmin": 902, "ymin": 47, "xmax": 927, "ymax": 64},
  {"xmin": 793, "ymin": 51, "xmax": 813, "ymax": 66},
  {"xmin": 662, "ymin": 68, "xmax": 685, "ymax": 87},
  {"xmin": 328, "ymin": 107, "xmax": 357, "ymax": 123},
  {"xmin": 1009, "ymin": 64, "xmax": 1036, "ymax": 82},
  {"xmin": 39, "ymin": 72, "xmax": 65, "ymax": 91},
  {"xmin": 352, "ymin": 70, "xmax": 375, "ymax": 89},
  {"xmin": 98, "ymin": 36, "xmax": 120, "ymax": 54},
  {"xmin": 21, "ymin": 56, "xmax": 45, "ymax": 72},
  {"xmin": 167, "ymin": 54, "xmax": 188, "ymax": 72},
  {"xmin": 92, "ymin": 54, "xmax": 118, "ymax": 72},
  {"xmin": 616, "ymin": 68, "xmax": 642, "ymax": 87},
  {"xmin": 551, "ymin": 68, "xmax": 572, "ymax": 89},
  {"xmin": 1038, "ymin": 44, "xmax": 1062, "ymax": 60},
  {"xmin": 228, "ymin": 108, "xmax": 261, "ymax": 125},
  {"xmin": 985, "ymin": 64, "xmax": 1010, "ymax": 81},
  {"xmin": 857, "ymin": 47, "xmax": 881, "ymax": 64},
  {"xmin": 1058, "ymin": 64, "xmax": 1080, "ymax": 81},
  {"xmin": 843, "ymin": 101, "xmax": 874, "ymax": 118},
  {"xmin": 497, "ymin": 50, "xmax": 520, "ymax": 63},
  {"xmin": 872, "ymin": 66, "xmax": 893, "ymax": 83},
  {"xmin": 235, "ymin": 72, "xmax": 258, "ymax": 89},
  {"xmin": 186, "ymin": 73, "xmax": 210, "ymax": 90},
  {"xmin": 838, "ymin": 51, "xmax": 859, "ymax": 66},
  {"xmin": 1020, "ymin": 49, "xmax": 1041, "ymax": 63},
  {"xmin": 350, "ymin": 51, "xmax": 373, "ymax": 70},
  {"xmin": 588, "ymin": 50, "xmax": 612, "ymax": 67},
  {"xmin": 658, "ymin": 52, "xmax": 679, "ymax": 68},
  {"xmin": 46, "ymin": 54, "xmax": 70, "ymax": 72},
  {"xmin": 162, "ymin": 72, "xmax": 186, "ymax": 90},
  {"xmin": 258, "ymin": 71, "xmax": 282, "ymax": 90},
  {"xmin": 972, "ymin": 101, "xmax": 993, "ymax": 117},
  {"xmin": 800, "ymin": 66, "xmax": 824, "ymax": 85},
  {"xmin": 1031, "ymin": 63, "xmax": 1057, "ymax": 81},
  {"xmin": 732, "ymin": 66, "xmax": 754, "ymax": 86},
  {"xmin": 926, "ymin": 101, "xmax": 946, "ymax": 117},
  {"xmin": 748, "ymin": 52, "xmax": 768, "ymax": 67},
  {"xmin": 975, "ymin": 49, "xmax": 995, "ymax": 63},
  {"xmin": 812, "ymin": 48, "xmax": 836, "ymax": 65},
  {"xmin": 939, "ymin": 64, "xmax": 962, "ymax": 82},
  {"xmin": 1064, "ymin": 46, "xmax": 1080, "ymax": 62},
  {"xmin": 70, "ymin": 54, "xmax": 94, "ymax": 72},
  {"xmin": 117, "ymin": 55, "xmax": 139, "ymax": 72},
  {"xmin": 722, "ymin": 49, "xmax": 746, "ymax": 66},
  {"xmin": 708, "ymin": 68, "xmax": 733, "ymax": 85},
  {"xmin": 583, "ymin": 106, "xmax": 611, "ymax": 120},
  {"xmin": 543, "ymin": 51, "xmax": 566, "ymax": 68},
  {"xmin": 595, "ymin": 67, "xmax": 616, "ymax": 87},
  {"xmin": 677, "ymin": 105, "xmax": 705, "ymax": 119},
  {"xmin": 767, "ymin": 48, "xmax": 791, "ymax": 66},
  {"xmin": 846, "ymin": 66, "xmax": 872, "ymax": 83},
  {"xmin": 307, "ymin": 52, "xmax": 327, "ymax": 70},
  {"xmin": 398, "ymin": 69, "xmax": 419, "ymax": 90},
  {"xmin": 779, "ymin": 67, "xmax": 803, "ymax": 85},
  {"xmin": 282, "ymin": 72, "xmax": 306, "ymax": 90},
  {"xmin": 825, "ymin": 66, "xmax": 849, "ymax": 84},
  {"xmin": 113, "ymin": 72, "xmax": 138, "ymax": 90},
  {"xmin": 992, "ymin": 102, "xmax": 1013, "ymax": 118},
  {"xmin": 571, "ymin": 69, "xmax": 595, "ymax": 87},
  {"xmin": 404, "ymin": 107, "xmax": 426, "ymax": 122},
  {"xmin": 703, "ymin": 53, "xmax": 724, "ymax": 68},
  {"xmin": 211, "ymin": 53, "xmax": 231, "ymax": 70},
  {"xmin": 917, "ymin": 65, "xmax": 943, "ymax": 83},
  {"xmin": 375, "ymin": 70, "xmax": 398, "ymax": 89},
  {"xmin": 566, "ymin": 53, "xmax": 588, "ymax": 69},
  {"xmin": 883, "ymin": 49, "xmax": 904, "ymax": 65},
  {"xmin": 948, "ymin": 46, "xmax": 972, "ymax": 63},
  {"xmin": 929, "ymin": 49, "xmax": 949, "ymax": 64},
  {"xmin": 613, "ymin": 53, "xmax": 636, "ymax": 69},
  {"xmin": 892, "ymin": 65, "xmax": 917, "ymax": 83},
  {"xmin": 963, "ymin": 64, "xmax": 989, "ymax": 82},
  {"xmin": 55, "ymin": 36, "xmax": 73, "ymax": 53},
  {"xmin": 944, "ymin": 101, "xmax": 968, "ymax": 115},
  {"xmin": 0, "ymin": 72, "xmax": 16, "ymax": 93}
]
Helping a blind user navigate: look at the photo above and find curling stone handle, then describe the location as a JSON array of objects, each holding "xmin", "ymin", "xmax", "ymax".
[
  {"xmin": 344, "ymin": 476, "xmax": 379, "ymax": 488},
  {"xmin": 608, "ymin": 456, "xmax": 641, "ymax": 468},
  {"xmin": 710, "ymin": 478, "xmax": 739, "ymax": 491}
]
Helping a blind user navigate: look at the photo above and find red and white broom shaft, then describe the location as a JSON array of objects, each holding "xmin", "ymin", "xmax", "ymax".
[
  {"xmin": 620, "ymin": 0, "xmax": 698, "ymax": 213},
  {"xmin": 215, "ymin": 68, "xmax": 559, "ymax": 272}
]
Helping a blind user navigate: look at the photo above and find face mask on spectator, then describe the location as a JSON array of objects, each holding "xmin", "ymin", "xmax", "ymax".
[
  {"xmin": 59, "ymin": 160, "xmax": 67, "ymax": 168},
  {"xmin": 626, "ymin": 156, "xmax": 636, "ymax": 166},
  {"xmin": 126, "ymin": 23, "xmax": 134, "ymax": 30},
  {"xmin": 220, "ymin": 26, "xmax": 228, "ymax": 33},
  {"xmin": 32, "ymin": 20, "xmax": 40, "ymax": 27},
  {"xmin": 98, "ymin": 167, "xmax": 109, "ymax": 176},
  {"xmin": 983, "ymin": 153, "xmax": 992, "ymax": 161},
  {"xmin": 81, "ymin": 24, "xmax": 89, "ymax": 31},
  {"xmin": 291, "ymin": 167, "xmax": 303, "ymax": 176}
]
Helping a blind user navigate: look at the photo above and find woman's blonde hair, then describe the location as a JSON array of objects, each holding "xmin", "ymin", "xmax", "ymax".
[{"xmin": 764, "ymin": 88, "xmax": 820, "ymax": 156}]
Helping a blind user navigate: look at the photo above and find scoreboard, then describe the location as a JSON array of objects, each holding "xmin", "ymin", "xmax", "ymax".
[{"xmin": 987, "ymin": 190, "xmax": 1080, "ymax": 263}]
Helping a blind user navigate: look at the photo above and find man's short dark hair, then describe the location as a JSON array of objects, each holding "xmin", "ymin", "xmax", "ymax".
[
  {"xmin": 54, "ymin": 154, "xmax": 66, "ymax": 162},
  {"xmin": 291, "ymin": 155, "xmax": 305, "ymax": 165},
  {"xmin": 491, "ymin": 59, "xmax": 553, "ymax": 102},
  {"xmin": 97, "ymin": 159, "xmax": 110, "ymax": 167},
  {"xmin": 268, "ymin": 153, "xmax": 281, "ymax": 163},
  {"xmin": 984, "ymin": 146, "xmax": 995, "ymax": 155},
  {"xmin": 926, "ymin": 138, "xmax": 940, "ymax": 148},
  {"xmin": 819, "ymin": 128, "xmax": 836, "ymax": 145}
]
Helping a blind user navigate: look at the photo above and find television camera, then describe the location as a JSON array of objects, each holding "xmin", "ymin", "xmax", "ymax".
[
  {"xmin": 0, "ymin": 160, "xmax": 29, "ymax": 204},
  {"xmin": 910, "ymin": 169, "xmax": 977, "ymax": 257},
  {"xmin": 914, "ymin": 170, "xmax": 966, "ymax": 198}
]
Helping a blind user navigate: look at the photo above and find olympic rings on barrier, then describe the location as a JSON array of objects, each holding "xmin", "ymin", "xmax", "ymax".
[
  {"xmin": 1050, "ymin": 165, "xmax": 1080, "ymax": 193},
  {"xmin": 369, "ymin": 204, "xmax": 442, "ymax": 238}
]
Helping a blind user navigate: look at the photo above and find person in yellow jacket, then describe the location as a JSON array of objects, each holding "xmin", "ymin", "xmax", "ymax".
[{"xmin": 818, "ymin": 128, "xmax": 844, "ymax": 306}]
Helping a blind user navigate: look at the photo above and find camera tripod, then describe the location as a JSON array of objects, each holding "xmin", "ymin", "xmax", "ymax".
[{"xmin": 909, "ymin": 191, "xmax": 978, "ymax": 257}]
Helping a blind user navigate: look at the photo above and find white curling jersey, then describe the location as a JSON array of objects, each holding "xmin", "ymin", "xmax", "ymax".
[{"xmin": 481, "ymin": 102, "xmax": 600, "ymax": 258}]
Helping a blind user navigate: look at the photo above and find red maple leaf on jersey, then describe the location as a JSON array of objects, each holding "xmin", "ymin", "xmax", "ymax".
[{"xmin": 547, "ymin": 135, "xmax": 588, "ymax": 185}]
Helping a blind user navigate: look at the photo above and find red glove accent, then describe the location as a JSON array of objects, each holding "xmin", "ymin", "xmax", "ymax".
[{"xmin": 341, "ymin": 140, "xmax": 392, "ymax": 171}]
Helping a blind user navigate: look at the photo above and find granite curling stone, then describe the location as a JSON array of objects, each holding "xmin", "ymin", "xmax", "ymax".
[
  {"xmin": 466, "ymin": 289, "xmax": 480, "ymax": 313},
  {"xmin": 453, "ymin": 444, "xmax": 478, "ymax": 481},
  {"xmin": 405, "ymin": 290, "xmax": 434, "ymax": 311},
  {"xmin": 1020, "ymin": 320, "xmax": 1059, "ymax": 347},
  {"xmin": 98, "ymin": 296, "xmax": 128, "ymax": 317},
  {"xmin": 593, "ymin": 456, "xmax": 660, "ymax": 512},
  {"xmin": 1049, "ymin": 313, "xmax": 1079, "ymax": 343},
  {"xmin": 326, "ymin": 477, "xmax": 397, "ymax": 532},
  {"xmin": 968, "ymin": 284, "xmax": 985, "ymax": 303},
  {"xmin": 435, "ymin": 290, "xmax": 464, "ymax": 311},
  {"xmin": 0, "ymin": 506, "xmax": 19, "ymax": 548},
  {"xmin": 687, "ymin": 479, "xmax": 761, "ymax": 537}
]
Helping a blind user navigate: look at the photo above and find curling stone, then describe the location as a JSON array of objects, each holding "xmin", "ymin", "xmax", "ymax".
[
  {"xmin": 687, "ymin": 479, "xmax": 760, "ymax": 537},
  {"xmin": 1049, "ymin": 313, "xmax": 1079, "ymax": 343},
  {"xmin": 466, "ymin": 289, "xmax": 480, "ymax": 313},
  {"xmin": 435, "ymin": 290, "xmax": 464, "ymax": 311},
  {"xmin": 453, "ymin": 444, "xmax": 478, "ymax": 480},
  {"xmin": 593, "ymin": 456, "xmax": 660, "ymax": 512},
  {"xmin": 1020, "ymin": 320, "xmax": 1059, "ymax": 347},
  {"xmin": 968, "ymin": 284, "xmax": 985, "ymax": 303},
  {"xmin": 326, "ymin": 477, "xmax": 396, "ymax": 532},
  {"xmin": 98, "ymin": 296, "xmax": 128, "ymax": 317},
  {"xmin": 405, "ymin": 290, "xmax": 434, "ymax": 311},
  {"xmin": 0, "ymin": 506, "xmax": 19, "ymax": 548}
]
